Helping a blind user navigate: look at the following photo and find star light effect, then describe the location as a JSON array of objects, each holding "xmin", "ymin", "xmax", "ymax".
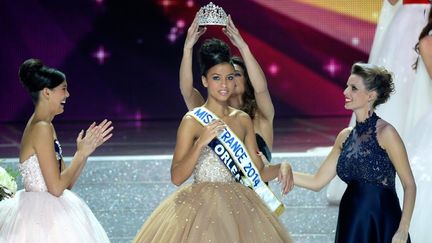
[
  {"xmin": 92, "ymin": 46, "xmax": 110, "ymax": 65},
  {"xmin": 324, "ymin": 59, "xmax": 341, "ymax": 77},
  {"xmin": 268, "ymin": 63, "xmax": 279, "ymax": 76},
  {"xmin": 186, "ymin": 0, "xmax": 194, "ymax": 7},
  {"xmin": 351, "ymin": 37, "xmax": 360, "ymax": 46}
]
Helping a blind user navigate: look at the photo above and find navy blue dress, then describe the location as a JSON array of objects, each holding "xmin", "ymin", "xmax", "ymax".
[
  {"xmin": 256, "ymin": 133, "xmax": 272, "ymax": 162},
  {"xmin": 335, "ymin": 113, "xmax": 410, "ymax": 243}
]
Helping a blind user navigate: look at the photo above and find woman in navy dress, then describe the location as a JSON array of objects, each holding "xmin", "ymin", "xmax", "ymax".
[{"xmin": 293, "ymin": 63, "xmax": 416, "ymax": 243}]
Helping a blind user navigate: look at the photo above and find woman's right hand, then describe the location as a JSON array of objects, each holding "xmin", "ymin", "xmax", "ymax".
[
  {"xmin": 76, "ymin": 119, "xmax": 113, "ymax": 158},
  {"xmin": 196, "ymin": 119, "xmax": 226, "ymax": 147},
  {"xmin": 184, "ymin": 14, "xmax": 207, "ymax": 49}
]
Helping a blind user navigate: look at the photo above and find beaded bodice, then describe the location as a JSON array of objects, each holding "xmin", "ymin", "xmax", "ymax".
[
  {"xmin": 194, "ymin": 146, "xmax": 236, "ymax": 183},
  {"xmin": 19, "ymin": 140, "xmax": 63, "ymax": 192},
  {"xmin": 337, "ymin": 113, "xmax": 396, "ymax": 190}
]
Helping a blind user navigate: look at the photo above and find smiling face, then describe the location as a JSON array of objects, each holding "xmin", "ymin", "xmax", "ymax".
[
  {"xmin": 343, "ymin": 74, "xmax": 375, "ymax": 112},
  {"xmin": 47, "ymin": 80, "xmax": 70, "ymax": 115},
  {"xmin": 202, "ymin": 63, "xmax": 235, "ymax": 102}
]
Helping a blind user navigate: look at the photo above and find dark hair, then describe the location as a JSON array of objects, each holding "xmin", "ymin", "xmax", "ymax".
[
  {"xmin": 413, "ymin": 5, "xmax": 432, "ymax": 70},
  {"xmin": 19, "ymin": 59, "xmax": 66, "ymax": 104},
  {"xmin": 231, "ymin": 56, "xmax": 257, "ymax": 118},
  {"xmin": 198, "ymin": 38, "xmax": 232, "ymax": 76},
  {"xmin": 351, "ymin": 62, "xmax": 394, "ymax": 109}
]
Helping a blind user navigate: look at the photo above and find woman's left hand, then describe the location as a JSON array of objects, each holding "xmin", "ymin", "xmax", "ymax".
[
  {"xmin": 278, "ymin": 162, "xmax": 294, "ymax": 195},
  {"xmin": 391, "ymin": 228, "xmax": 409, "ymax": 243},
  {"xmin": 222, "ymin": 15, "xmax": 247, "ymax": 49}
]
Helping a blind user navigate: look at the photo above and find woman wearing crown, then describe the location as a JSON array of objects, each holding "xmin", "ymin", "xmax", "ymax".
[
  {"xmin": 180, "ymin": 6, "xmax": 275, "ymax": 164},
  {"xmin": 132, "ymin": 37, "xmax": 293, "ymax": 243}
]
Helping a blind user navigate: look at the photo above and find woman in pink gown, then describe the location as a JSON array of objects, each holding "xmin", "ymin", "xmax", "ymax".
[{"xmin": 0, "ymin": 59, "xmax": 113, "ymax": 243}]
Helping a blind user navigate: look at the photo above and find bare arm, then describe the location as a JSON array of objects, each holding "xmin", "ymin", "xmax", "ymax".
[
  {"xmin": 241, "ymin": 113, "xmax": 293, "ymax": 194},
  {"xmin": 293, "ymin": 128, "xmax": 351, "ymax": 192},
  {"xmin": 180, "ymin": 16, "xmax": 206, "ymax": 110},
  {"xmin": 378, "ymin": 124, "xmax": 415, "ymax": 242},
  {"xmin": 34, "ymin": 122, "xmax": 88, "ymax": 197},
  {"xmin": 419, "ymin": 36, "xmax": 432, "ymax": 79},
  {"xmin": 223, "ymin": 15, "xmax": 275, "ymax": 121},
  {"xmin": 171, "ymin": 117, "xmax": 225, "ymax": 186},
  {"xmin": 67, "ymin": 120, "xmax": 113, "ymax": 189}
]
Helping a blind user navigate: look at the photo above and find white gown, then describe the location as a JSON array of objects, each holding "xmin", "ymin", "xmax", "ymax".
[
  {"xmin": 0, "ymin": 154, "xmax": 110, "ymax": 243},
  {"xmin": 396, "ymin": 47, "xmax": 432, "ymax": 243},
  {"xmin": 373, "ymin": 3, "xmax": 429, "ymax": 140}
]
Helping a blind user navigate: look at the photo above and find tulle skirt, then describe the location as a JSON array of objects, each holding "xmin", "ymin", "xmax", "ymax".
[
  {"xmin": 133, "ymin": 182, "xmax": 292, "ymax": 243},
  {"xmin": 0, "ymin": 189, "xmax": 110, "ymax": 243},
  {"xmin": 397, "ymin": 109, "xmax": 432, "ymax": 242}
]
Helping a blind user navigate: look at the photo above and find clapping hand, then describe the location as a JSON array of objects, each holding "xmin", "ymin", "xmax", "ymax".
[{"xmin": 76, "ymin": 119, "xmax": 113, "ymax": 158}]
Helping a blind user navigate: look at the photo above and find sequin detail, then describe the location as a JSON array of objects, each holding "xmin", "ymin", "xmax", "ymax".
[
  {"xmin": 19, "ymin": 140, "xmax": 64, "ymax": 192},
  {"xmin": 337, "ymin": 113, "xmax": 396, "ymax": 190},
  {"xmin": 19, "ymin": 155, "xmax": 48, "ymax": 192},
  {"xmin": 194, "ymin": 146, "xmax": 236, "ymax": 183}
]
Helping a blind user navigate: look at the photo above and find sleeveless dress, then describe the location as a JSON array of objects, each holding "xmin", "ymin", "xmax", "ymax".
[
  {"xmin": 335, "ymin": 113, "xmax": 410, "ymax": 243},
  {"xmin": 0, "ymin": 140, "xmax": 110, "ymax": 243},
  {"xmin": 256, "ymin": 133, "xmax": 272, "ymax": 162},
  {"xmin": 133, "ymin": 146, "xmax": 292, "ymax": 243}
]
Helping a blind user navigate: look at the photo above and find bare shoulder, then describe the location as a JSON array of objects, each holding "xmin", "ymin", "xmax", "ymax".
[
  {"xmin": 335, "ymin": 127, "xmax": 352, "ymax": 148},
  {"xmin": 376, "ymin": 119, "xmax": 398, "ymax": 138},
  {"xmin": 178, "ymin": 113, "xmax": 202, "ymax": 135},
  {"xmin": 231, "ymin": 107, "xmax": 251, "ymax": 121},
  {"xmin": 31, "ymin": 121, "xmax": 54, "ymax": 138},
  {"xmin": 419, "ymin": 36, "xmax": 432, "ymax": 54}
]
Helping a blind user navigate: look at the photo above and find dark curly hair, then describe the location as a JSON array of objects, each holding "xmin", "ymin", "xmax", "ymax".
[
  {"xmin": 19, "ymin": 59, "xmax": 66, "ymax": 104},
  {"xmin": 351, "ymin": 62, "xmax": 395, "ymax": 109},
  {"xmin": 198, "ymin": 38, "xmax": 233, "ymax": 77}
]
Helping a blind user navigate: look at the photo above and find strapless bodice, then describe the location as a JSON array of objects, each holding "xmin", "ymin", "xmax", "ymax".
[
  {"xmin": 193, "ymin": 146, "xmax": 236, "ymax": 183},
  {"xmin": 19, "ymin": 155, "xmax": 48, "ymax": 192}
]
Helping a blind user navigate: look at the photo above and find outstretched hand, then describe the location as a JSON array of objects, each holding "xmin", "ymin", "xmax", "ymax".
[
  {"xmin": 223, "ymin": 15, "xmax": 247, "ymax": 49},
  {"xmin": 184, "ymin": 14, "xmax": 207, "ymax": 49},
  {"xmin": 278, "ymin": 162, "xmax": 294, "ymax": 195},
  {"xmin": 76, "ymin": 119, "xmax": 113, "ymax": 158}
]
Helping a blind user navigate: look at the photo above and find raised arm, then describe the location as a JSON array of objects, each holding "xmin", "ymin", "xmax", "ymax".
[
  {"xmin": 171, "ymin": 116, "xmax": 225, "ymax": 186},
  {"xmin": 180, "ymin": 16, "xmax": 206, "ymax": 110},
  {"xmin": 378, "ymin": 124, "xmax": 416, "ymax": 242},
  {"xmin": 66, "ymin": 120, "xmax": 113, "ymax": 189},
  {"xmin": 293, "ymin": 128, "xmax": 351, "ymax": 192},
  {"xmin": 223, "ymin": 15, "xmax": 275, "ymax": 122}
]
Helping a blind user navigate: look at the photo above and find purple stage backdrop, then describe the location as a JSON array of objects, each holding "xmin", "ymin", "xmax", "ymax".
[{"xmin": 0, "ymin": 0, "xmax": 381, "ymax": 122}]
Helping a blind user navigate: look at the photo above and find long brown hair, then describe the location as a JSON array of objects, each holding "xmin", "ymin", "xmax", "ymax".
[{"xmin": 231, "ymin": 56, "xmax": 257, "ymax": 118}]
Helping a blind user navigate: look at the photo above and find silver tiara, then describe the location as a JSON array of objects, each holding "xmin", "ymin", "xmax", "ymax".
[{"xmin": 197, "ymin": 2, "xmax": 228, "ymax": 26}]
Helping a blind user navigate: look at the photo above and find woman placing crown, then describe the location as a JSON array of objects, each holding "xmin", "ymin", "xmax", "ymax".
[
  {"xmin": 133, "ymin": 38, "xmax": 293, "ymax": 243},
  {"xmin": 181, "ymin": 12, "xmax": 275, "ymax": 163}
]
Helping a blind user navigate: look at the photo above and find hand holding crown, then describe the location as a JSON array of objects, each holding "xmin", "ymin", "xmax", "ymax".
[
  {"xmin": 184, "ymin": 15, "xmax": 207, "ymax": 50},
  {"xmin": 223, "ymin": 15, "xmax": 248, "ymax": 50}
]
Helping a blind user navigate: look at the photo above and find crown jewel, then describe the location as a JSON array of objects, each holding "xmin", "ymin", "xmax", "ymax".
[{"xmin": 197, "ymin": 2, "xmax": 228, "ymax": 26}]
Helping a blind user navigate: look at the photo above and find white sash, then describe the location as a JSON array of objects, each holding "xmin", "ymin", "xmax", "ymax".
[{"xmin": 188, "ymin": 106, "xmax": 285, "ymax": 216}]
